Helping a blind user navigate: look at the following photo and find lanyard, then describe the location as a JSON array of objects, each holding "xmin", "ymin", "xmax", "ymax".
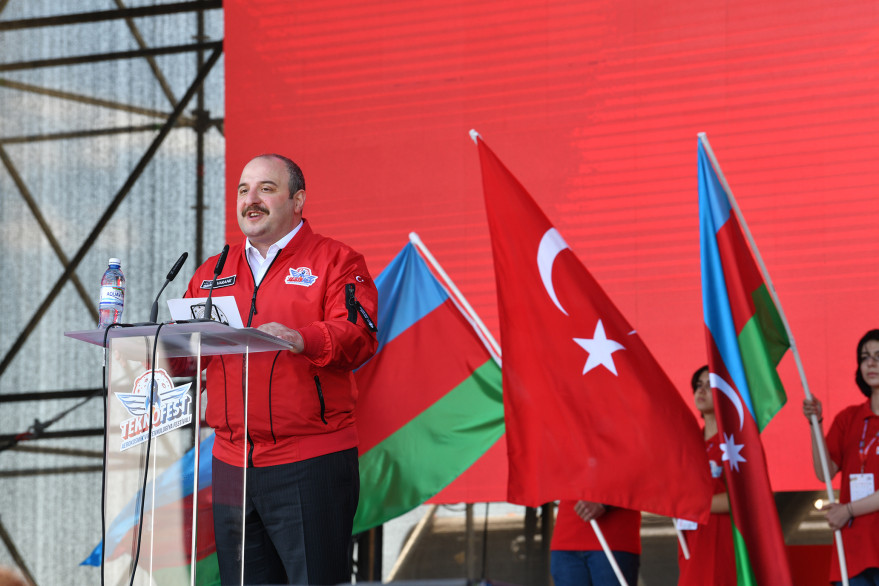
[{"xmin": 858, "ymin": 418, "xmax": 879, "ymax": 472}]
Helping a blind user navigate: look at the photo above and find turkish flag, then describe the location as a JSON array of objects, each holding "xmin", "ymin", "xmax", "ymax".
[{"xmin": 474, "ymin": 132, "xmax": 712, "ymax": 522}]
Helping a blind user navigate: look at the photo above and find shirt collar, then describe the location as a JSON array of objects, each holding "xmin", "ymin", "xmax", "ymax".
[
  {"xmin": 857, "ymin": 398, "xmax": 879, "ymax": 419},
  {"xmin": 244, "ymin": 220, "xmax": 303, "ymax": 260}
]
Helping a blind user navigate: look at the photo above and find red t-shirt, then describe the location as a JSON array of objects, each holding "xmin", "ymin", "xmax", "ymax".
[
  {"xmin": 826, "ymin": 400, "xmax": 879, "ymax": 582},
  {"xmin": 551, "ymin": 500, "xmax": 641, "ymax": 554},
  {"xmin": 677, "ymin": 432, "xmax": 736, "ymax": 585}
]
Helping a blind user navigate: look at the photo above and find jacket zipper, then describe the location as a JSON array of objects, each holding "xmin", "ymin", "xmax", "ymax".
[
  {"xmin": 314, "ymin": 375, "xmax": 328, "ymax": 425},
  {"xmin": 243, "ymin": 253, "xmax": 277, "ymax": 465},
  {"xmin": 346, "ymin": 283, "xmax": 377, "ymax": 331},
  {"xmin": 240, "ymin": 249, "xmax": 289, "ymax": 465}
]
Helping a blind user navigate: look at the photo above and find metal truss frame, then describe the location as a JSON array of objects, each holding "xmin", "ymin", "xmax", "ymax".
[
  {"xmin": 0, "ymin": 0, "xmax": 223, "ymax": 465},
  {"xmin": 0, "ymin": 2, "xmax": 225, "ymax": 581}
]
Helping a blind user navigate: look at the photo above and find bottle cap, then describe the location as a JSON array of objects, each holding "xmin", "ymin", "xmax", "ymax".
[{"xmin": 109, "ymin": 258, "xmax": 121, "ymax": 266}]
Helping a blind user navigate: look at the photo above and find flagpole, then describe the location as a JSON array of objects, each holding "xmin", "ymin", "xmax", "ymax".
[
  {"xmin": 697, "ymin": 132, "xmax": 849, "ymax": 584},
  {"xmin": 589, "ymin": 519, "xmax": 629, "ymax": 586},
  {"xmin": 387, "ymin": 505, "xmax": 438, "ymax": 581},
  {"xmin": 409, "ymin": 232, "xmax": 502, "ymax": 365},
  {"xmin": 675, "ymin": 523, "xmax": 690, "ymax": 560}
]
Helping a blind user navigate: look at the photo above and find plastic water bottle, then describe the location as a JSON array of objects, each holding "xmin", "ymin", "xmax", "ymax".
[{"xmin": 98, "ymin": 258, "xmax": 125, "ymax": 327}]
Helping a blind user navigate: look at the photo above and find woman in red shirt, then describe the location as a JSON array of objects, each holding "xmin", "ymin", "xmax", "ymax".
[
  {"xmin": 677, "ymin": 365, "xmax": 737, "ymax": 585},
  {"xmin": 804, "ymin": 329, "xmax": 879, "ymax": 585}
]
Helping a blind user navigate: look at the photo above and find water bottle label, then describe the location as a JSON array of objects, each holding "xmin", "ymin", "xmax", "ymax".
[{"xmin": 99, "ymin": 285, "xmax": 124, "ymax": 306}]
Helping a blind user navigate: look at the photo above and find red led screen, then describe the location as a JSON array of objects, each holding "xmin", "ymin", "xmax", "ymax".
[{"xmin": 225, "ymin": 0, "xmax": 879, "ymax": 493}]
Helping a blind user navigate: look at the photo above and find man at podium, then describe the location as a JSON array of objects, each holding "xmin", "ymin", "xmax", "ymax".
[{"xmin": 185, "ymin": 154, "xmax": 378, "ymax": 585}]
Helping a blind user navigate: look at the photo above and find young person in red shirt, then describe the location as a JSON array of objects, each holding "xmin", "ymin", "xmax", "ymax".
[
  {"xmin": 804, "ymin": 330, "xmax": 879, "ymax": 586},
  {"xmin": 677, "ymin": 365, "xmax": 736, "ymax": 585},
  {"xmin": 551, "ymin": 499, "xmax": 641, "ymax": 585}
]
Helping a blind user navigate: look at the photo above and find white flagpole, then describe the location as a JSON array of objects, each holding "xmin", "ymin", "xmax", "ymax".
[
  {"xmin": 407, "ymin": 232, "xmax": 505, "ymax": 582},
  {"xmin": 698, "ymin": 132, "xmax": 849, "ymax": 585},
  {"xmin": 589, "ymin": 519, "xmax": 629, "ymax": 586},
  {"xmin": 408, "ymin": 232, "xmax": 502, "ymax": 366},
  {"xmin": 675, "ymin": 523, "xmax": 691, "ymax": 560}
]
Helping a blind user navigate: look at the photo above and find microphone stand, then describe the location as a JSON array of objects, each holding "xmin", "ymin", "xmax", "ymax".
[
  {"xmin": 130, "ymin": 252, "xmax": 189, "ymax": 327},
  {"xmin": 150, "ymin": 252, "xmax": 188, "ymax": 323},
  {"xmin": 199, "ymin": 244, "xmax": 229, "ymax": 322}
]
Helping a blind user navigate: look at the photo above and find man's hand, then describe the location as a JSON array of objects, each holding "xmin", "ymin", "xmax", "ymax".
[
  {"xmin": 257, "ymin": 322, "xmax": 304, "ymax": 353},
  {"xmin": 573, "ymin": 500, "xmax": 607, "ymax": 523}
]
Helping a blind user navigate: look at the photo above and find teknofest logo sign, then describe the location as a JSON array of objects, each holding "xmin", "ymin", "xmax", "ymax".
[{"xmin": 114, "ymin": 368, "xmax": 193, "ymax": 451}]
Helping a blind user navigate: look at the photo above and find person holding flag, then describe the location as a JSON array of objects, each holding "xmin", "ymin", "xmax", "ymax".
[
  {"xmin": 550, "ymin": 501, "xmax": 641, "ymax": 586},
  {"xmin": 677, "ymin": 365, "xmax": 736, "ymax": 585},
  {"xmin": 803, "ymin": 329, "xmax": 879, "ymax": 585}
]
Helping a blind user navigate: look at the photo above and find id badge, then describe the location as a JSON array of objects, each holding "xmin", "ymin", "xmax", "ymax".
[
  {"xmin": 850, "ymin": 473, "xmax": 875, "ymax": 502},
  {"xmin": 675, "ymin": 518, "xmax": 698, "ymax": 531}
]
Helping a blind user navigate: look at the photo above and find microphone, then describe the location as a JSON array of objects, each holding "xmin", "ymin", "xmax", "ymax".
[
  {"xmin": 148, "ymin": 252, "xmax": 189, "ymax": 324},
  {"xmin": 201, "ymin": 244, "xmax": 229, "ymax": 322}
]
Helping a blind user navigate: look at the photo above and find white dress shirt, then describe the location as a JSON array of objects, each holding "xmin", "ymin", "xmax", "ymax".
[{"xmin": 244, "ymin": 220, "xmax": 303, "ymax": 286}]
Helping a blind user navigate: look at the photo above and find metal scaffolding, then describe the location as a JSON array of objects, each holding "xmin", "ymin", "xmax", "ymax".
[{"xmin": 0, "ymin": 2, "xmax": 225, "ymax": 583}]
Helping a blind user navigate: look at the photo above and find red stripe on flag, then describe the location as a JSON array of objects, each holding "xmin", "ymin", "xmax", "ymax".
[
  {"xmin": 707, "ymin": 338, "xmax": 793, "ymax": 584},
  {"xmin": 428, "ymin": 433, "xmax": 508, "ymax": 503},
  {"xmin": 714, "ymin": 213, "xmax": 764, "ymax": 332},
  {"xmin": 355, "ymin": 298, "xmax": 492, "ymax": 453},
  {"xmin": 107, "ymin": 487, "xmax": 215, "ymax": 569}
]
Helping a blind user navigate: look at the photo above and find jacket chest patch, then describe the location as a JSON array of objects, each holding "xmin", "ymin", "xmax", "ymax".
[
  {"xmin": 285, "ymin": 267, "xmax": 319, "ymax": 287},
  {"xmin": 200, "ymin": 275, "xmax": 236, "ymax": 289}
]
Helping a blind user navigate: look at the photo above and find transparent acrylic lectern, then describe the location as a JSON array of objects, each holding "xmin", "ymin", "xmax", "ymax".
[{"xmin": 66, "ymin": 322, "xmax": 291, "ymax": 586}]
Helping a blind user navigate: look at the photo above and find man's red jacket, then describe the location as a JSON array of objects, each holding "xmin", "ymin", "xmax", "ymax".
[{"xmin": 186, "ymin": 219, "xmax": 378, "ymax": 467}]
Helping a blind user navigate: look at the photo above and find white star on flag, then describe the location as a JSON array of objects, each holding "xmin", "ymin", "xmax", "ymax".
[
  {"xmin": 720, "ymin": 432, "xmax": 746, "ymax": 472},
  {"xmin": 574, "ymin": 319, "xmax": 625, "ymax": 375}
]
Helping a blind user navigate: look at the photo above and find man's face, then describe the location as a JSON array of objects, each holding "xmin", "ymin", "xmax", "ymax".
[{"xmin": 237, "ymin": 156, "xmax": 305, "ymax": 251}]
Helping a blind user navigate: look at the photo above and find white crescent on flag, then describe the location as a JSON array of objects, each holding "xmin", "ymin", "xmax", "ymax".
[
  {"xmin": 710, "ymin": 372, "xmax": 745, "ymax": 431},
  {"xmin": 537, "ymin": 228, "xmax": 570, "ymax": 316}
]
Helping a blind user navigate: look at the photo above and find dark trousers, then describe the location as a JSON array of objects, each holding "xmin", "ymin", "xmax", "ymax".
[
  {"xmin": 834, "ymin": 568, "xmax": 879, "ymax": 586},
  {"xmin": 551, "ymin": 550, "xmax": 640, "ymax": 586},
  {"xmin": 212, "ymin": 448, "xmax": 360, "ymax": 585}
]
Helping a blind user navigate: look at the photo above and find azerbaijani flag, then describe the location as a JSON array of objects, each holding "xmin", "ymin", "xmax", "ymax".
[
  {"xmin": 83, "ymin": 240, "xmax": 504, "ymax": 576},
  {"xmin": 353, "ymin": 240, "xmax": 505, "ymax": 533},
  {"xmin": 81, "ymin": 433, "xmax": 219, "ymax": 585},
  {"xmin": 698, "ymin": 135, "xmax": 793, "ymax": 585}
]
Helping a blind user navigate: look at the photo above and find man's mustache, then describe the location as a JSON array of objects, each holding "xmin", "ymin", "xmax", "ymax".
[{"xmin": 242, "ymin": 204, "xmax": 269, "ymax": 217}]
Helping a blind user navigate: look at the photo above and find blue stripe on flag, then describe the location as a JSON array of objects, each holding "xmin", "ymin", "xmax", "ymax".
[
  {"xmin": 699, "ymin": 142, "xmax": 733, "ymax": 231},
  {"xmin": 81, "ymin": 433, "xmax": 215, "ymax": 566},
  {"xmin": 373, "ymin": 242, "xmax": 448, "ymax": 354},
  {"xmin": 698, "ymin": 141, "xmax": 755, "ymax": 418}
]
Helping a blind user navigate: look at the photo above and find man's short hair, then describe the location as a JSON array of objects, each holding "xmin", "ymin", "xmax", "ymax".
[{"xmin": 258, "ymin": 154, "xmax": 305, "ymax": 196}]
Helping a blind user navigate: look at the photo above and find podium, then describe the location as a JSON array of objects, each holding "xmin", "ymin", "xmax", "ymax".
[{"xmin": 66, "ymin": 322, "xmax": 291, "ymax": 586}]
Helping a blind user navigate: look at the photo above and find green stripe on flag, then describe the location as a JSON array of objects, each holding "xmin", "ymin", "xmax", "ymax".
[
  {"xmin": 354, "ymin": 359, "xmax": 504, "ymax": 534},
  {"xmin": 751, "ymin": 284, "xmax": 789, "ymax": 364},
  {"xmin": 151, "ymin": 552, "xmax": 221, "ymax": 586},
  {"xmin": 739, "ymin": 284, "xmax": 789, "ymax": 431},
  {"xmin": 732, "ymin": 523, "xmax": 757, "ymax": 586}
]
